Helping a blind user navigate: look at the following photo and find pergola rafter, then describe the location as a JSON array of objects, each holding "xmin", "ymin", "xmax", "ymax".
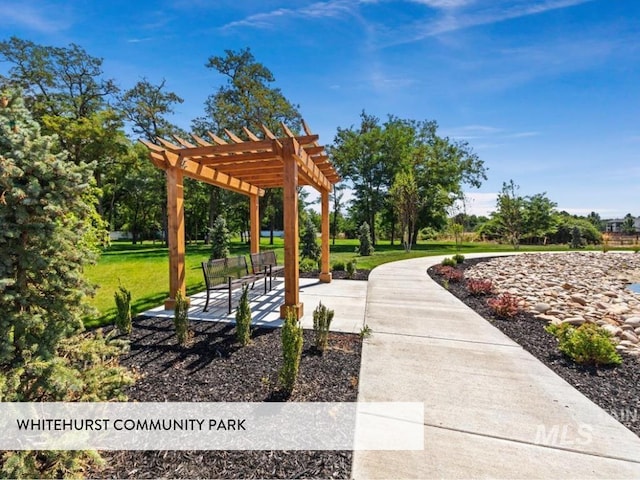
[{"xmin": 140, "ymin": 120, "xmax": 339, "ymax": 319}]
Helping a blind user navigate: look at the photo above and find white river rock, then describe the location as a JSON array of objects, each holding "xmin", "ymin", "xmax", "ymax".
[{"xmin": 465, "ymin": 252, "xmax": 640, "ymax": 357}]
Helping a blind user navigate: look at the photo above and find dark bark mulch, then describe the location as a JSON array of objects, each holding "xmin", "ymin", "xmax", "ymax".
[
  {"xmin": 427, "ymin": 257, "xmax": 640, "ymax": 438},
  {"xmin": 91, "ymin": 318, "xmax": 362, "ymax": 479}
]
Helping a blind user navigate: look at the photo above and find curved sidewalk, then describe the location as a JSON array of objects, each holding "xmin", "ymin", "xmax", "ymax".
[{"xmin": 352, "ymin": 253, "xmax": 640, "ymax": 479}]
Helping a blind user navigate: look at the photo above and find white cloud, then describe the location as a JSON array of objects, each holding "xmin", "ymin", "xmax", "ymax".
[
  {"xmin": 441, "ymin": 125, "xmax": 502, "ymax": 139},
  {"xmin": 220, "ymin": 0, "xmax": 358, "ymax": 30},
  {"xmin": 408, "ymin": 0, "xmax": 475, "ymax": 8},
  {"xmin": 504, "ymin": 131, "xmax": 540, "ymax": 139},
  {"xmin": 379, "ymin": 0, "xmax": 595, "ymax": 46},
  {"xmin": 442, "ymin": 125, "xmax": 540, "ymax": 142},
  {"xmin": 0, "ymin": 2, "xmax": 71, "ymax": 33}
]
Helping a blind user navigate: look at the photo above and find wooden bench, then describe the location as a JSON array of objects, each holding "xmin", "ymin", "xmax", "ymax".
[
  {"xmin": 250, "ymin": 250, "xmax": 285, "ymax": 292},
  {"xmin": 201, "ymin": 256, "xmax": 265, "ymax": 314}
]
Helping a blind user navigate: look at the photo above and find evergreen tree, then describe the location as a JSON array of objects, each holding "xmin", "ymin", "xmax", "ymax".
[
  {"xmin": 0, "ymin": 89, "xmax": 134, "ymax": 477},
  {"xmin": 571, "ymin": 225, "xmax": 584, "ymax": 249},
  {"xmin": 358, "ymin": 222, "xmax": 374, "ymax": 256},
  {"xmin": 300, "ymin": 216, "xmax": 321, "ymax": 261},
  {"xmin": 209, "ymin": 215, "xmax": 230, "ymax": 259},
  {"xmin": 622, "ymin": 213, "xmax": 637, "ymax": 235}
]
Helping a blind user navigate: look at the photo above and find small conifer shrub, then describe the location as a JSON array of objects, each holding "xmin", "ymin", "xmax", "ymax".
[
  {"xmin": 313, "ymin": 302, "xmax": 334, "ymax": 353},
  {"xmin": 357, "ymin": 222, "xmax": 374, "ymax": 256},
  {"xmin": 235, "ymin": 285, "xmax": 252, "ymax": 346},
  {"xmin": 441, "ymin": 257, "xmax": 457, "ymax": 267},
  {"xmin": 209, "ymin": 215, "xmax": 230, "ymax": 259},
  {"xmin": 280, "ymin": 308, "xmax": 303, "ymax": 394},
  {"xmin": 570, "ymin": 226, "xmax": 583, "ymax": 249},
  {"xmin": 332, "ymin": 261, "xmax": 346, "ymax": 271},
  {"xmin": 114, "ymin": 285, "xmax": 132, "ymax": 334},
  {"xmin": 300, "ymin": 216, "xmax": 321, "ymax": 261},
  {"xmin": 174, "ymin": 291, "xmax": 191, "ymax": 346},
  {"xmin": 452, "ymin": 254, "xmax": 465, "ymax": 264},
  {"xmin": 346, "ymin": 259, "xmax": 357, "ymax": 279}
]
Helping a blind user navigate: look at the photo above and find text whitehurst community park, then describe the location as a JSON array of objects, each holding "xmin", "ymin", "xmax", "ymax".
[
  {"xmin": 17, "ymin": 418, "xmax": 246, "ymax": 432},
  {"xmin": 0, "ymin": 402, "xmax": 424, "ymax": 450}
]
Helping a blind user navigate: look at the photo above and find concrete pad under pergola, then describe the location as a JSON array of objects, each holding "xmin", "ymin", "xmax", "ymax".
[{"xmin": 140, "ymin": 120, "xmax": 339, "ymax": 319}]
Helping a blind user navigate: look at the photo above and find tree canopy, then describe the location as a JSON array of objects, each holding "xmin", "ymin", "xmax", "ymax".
[
  {"xmin": 193, "ymin": 47, "xmax": 301, "ymax": 136},
  {"xmin": 330, "ymin": 112, "xmax": 486, "ymax": 245}
]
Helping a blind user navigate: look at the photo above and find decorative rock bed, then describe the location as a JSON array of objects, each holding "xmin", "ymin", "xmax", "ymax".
[{"xmin": 465, "ymin": 252, "xmax": 640, "ymax": 357}]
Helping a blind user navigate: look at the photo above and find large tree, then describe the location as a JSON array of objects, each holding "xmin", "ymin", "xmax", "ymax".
[
  {"xmin": 523, "ymin": 192, "xmax": 557, "ymax": 244},
  {"xmin": 0, "ymin": 37, "xmax": 120, "ymax": 160},
  {"xmin": 0, "ymin": 89, "xmax": 133, "ymax": 477},
  {"xmin": 193, "ymin": 47, "xmax": 301, "ymax": 135},
  {"xmin": 193, "ymin": 47, "xmax": 302, "ymax": 233},
  {"xmin": 493, "ymin": 180, "xmax": 526, "ymax": 249},
  {"xmin": 330, "ymin": 112, "xmax": 396, "ymax": 245},
  {"xmin": 0, "ymin": 37, "xmax": 128, "ymax": 220},
  {"xmin": 389, "ymin": 170, "xmax": 421, "ymax": 252},
  {"xmin": 411, "ymin": 121, "xmax": 486, "ymax": 239},
  {"xmin": 331, "ymin": 113, "xmax": 486, "ymax": 245},
  {"xmin": 118, "ymin": 78, "xmax": 184, "ymax": 141},
  {"xmin": 116, "ymin": 79, "xmax": 185, "ymax": 243}
]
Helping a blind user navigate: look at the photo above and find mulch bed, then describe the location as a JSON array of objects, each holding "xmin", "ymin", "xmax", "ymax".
[
  {"xmin": 297, "ymin": 269, "xmax": 370, "ymax": 281},
  {"xmin": 91, "ymin": 316, "xmax": 363, "ymax": 479},
  {"xmin": 428, "ymin": 257, "xmax": 640, "ymax": 438}
]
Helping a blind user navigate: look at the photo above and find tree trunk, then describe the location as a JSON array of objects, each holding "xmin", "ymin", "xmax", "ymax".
[
  {"xmin": 269, "ymin": 213, "xmax": 275, "ymax": 245},
  {"xmin": 390, "ymin": 218, "xmax": 396, "ymax": 246}
]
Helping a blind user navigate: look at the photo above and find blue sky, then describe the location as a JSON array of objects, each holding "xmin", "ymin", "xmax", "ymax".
[{"xmin": 1, "ymin": 0, "xmax": 638, "ymax": 218}]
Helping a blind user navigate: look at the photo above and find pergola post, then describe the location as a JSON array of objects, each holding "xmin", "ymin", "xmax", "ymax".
[
  {"xmin": 280, "ymin": 138, "xmax": 303, "ymax": 319},
  {"xmin": 319, "ymin": 189, "xmax": 332, "ymax": 283},
  {"xmin": 165, "ymin": 165, "xmax": 186, "ymax": 309},
  {"xmin": 249, "ymin": 193, "xmax": 260, "ymax": 255}
]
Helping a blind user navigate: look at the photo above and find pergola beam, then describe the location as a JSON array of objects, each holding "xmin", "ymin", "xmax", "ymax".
[
  {"xmin": 144, "ymin": 146, "xmax": 266, "ymax": 197},
  {"xmin": 243, "ymin": 126, "xmax": 261, "ymax": 141},
  {"xmin": 177, "ymin": 139, "xmax": 273, "ymax": 158},
  {"xmin": 224, "ymin": 128, "xmax": 244, "ymax": 144},
  {"xmin": 207, "ymin": 132, "xmax": 228, "ymax": 145},
  {"xmin": 291, "ymin": 136, "xmax": 332, "ymax": 192},
  {"xmin": 191, "ymin": 134, "xmax": 212, "ymax": 147},
  {"xmin": 197, "ymin": 152, "xmax": 281, "ymax": 166}
]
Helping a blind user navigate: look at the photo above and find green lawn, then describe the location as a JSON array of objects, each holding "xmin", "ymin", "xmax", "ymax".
[{"xmin": 83, "ymin": 237, "xmax": 596, "ymax": 328}]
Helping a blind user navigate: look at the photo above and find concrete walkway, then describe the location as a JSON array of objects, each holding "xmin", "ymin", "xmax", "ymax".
[{"xmin": 353, "ymin": 253, "xmax": 640, "ymax": 479}]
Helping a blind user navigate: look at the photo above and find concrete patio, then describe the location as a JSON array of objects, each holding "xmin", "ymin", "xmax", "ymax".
[{"xmin": 141, "ymin": 276, "xmax": 367, "ymax": 334}]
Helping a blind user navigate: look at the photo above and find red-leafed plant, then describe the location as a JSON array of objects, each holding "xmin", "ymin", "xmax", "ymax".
[
  {"xmin": 438, "ymin": 265, "xmax": 464, "ymax": 283},
  {"xmin": 487, "ymin": 293, "xmax": 521, "ymax": 319},
  {"xmin": 466, "ymin": 278, "xmax": 494, "ymax": 296}
]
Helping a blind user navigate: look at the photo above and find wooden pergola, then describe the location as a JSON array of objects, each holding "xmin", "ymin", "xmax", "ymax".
[{"xmin": 140, "ymin": 120, "xmax": 339, "ymax": 319}]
